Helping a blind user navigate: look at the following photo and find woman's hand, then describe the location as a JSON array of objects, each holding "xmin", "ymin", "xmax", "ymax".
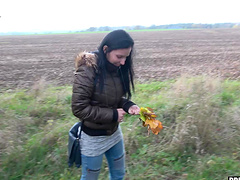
[
  {"xmin": 128, "ymin": 105, "xmax": 140, "ymax": 115},
  {"xmin": 117, "ymin": 108, "xmax": 126, "ymax": 122}
]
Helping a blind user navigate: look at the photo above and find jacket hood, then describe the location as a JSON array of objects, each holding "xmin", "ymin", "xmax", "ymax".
[
  {"xmin": 75, "ymin": 51, "xmax": 119, "ymax": 73},
  {"xmin": 75, "ymin": 51, "xmax": 97, "ymax": 70}
]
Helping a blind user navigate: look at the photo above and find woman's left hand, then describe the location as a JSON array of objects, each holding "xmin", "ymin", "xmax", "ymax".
[{"xmin": 128, "ymin": 105, "xmax": 140, "ymax": 115}]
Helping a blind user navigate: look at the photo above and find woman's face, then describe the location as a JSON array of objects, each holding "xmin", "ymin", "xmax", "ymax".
[{"xmin": 105, "ymin": 47, "xmax": 132, "ymax": 67}]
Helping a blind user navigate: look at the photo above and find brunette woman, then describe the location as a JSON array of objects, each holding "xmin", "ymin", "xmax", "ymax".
[{"xmin": 72, "ymin": 30, "xmax": 140, "ymax": 180}]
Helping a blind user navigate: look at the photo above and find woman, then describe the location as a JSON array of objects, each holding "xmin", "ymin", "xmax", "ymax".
[{"xmin": 72, "ymin": 29, "xmax": 140, "ymax": 180}]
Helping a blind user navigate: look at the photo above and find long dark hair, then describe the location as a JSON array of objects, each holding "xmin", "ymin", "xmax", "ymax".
[{"xmin": 96, "ymin": 29, "xmax": 135, "ymax": 99}]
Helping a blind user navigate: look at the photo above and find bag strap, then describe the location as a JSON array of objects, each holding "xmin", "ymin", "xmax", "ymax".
[{"xmin": 77, "ymin": 121, "xmax": 84, "ymax": 139}]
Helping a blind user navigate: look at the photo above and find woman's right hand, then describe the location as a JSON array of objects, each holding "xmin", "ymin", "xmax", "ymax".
[{"xmin": 117, "ymin": 108, "xmax": 126, "ymax": 122}]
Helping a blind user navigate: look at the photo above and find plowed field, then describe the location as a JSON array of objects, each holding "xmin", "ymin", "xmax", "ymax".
[{"xmin": 1, "ymin": 29, "xmax": 240, "ymax": 89}]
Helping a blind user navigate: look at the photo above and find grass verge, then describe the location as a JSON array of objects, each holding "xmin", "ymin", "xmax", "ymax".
[{"xmin": 0, "ymin": 76, "xmax": 239, "ymax": 180}]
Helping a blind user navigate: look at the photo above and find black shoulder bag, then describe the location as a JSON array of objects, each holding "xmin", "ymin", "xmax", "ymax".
[{"xmin": 68, "ymin": 121, "xmax": 83, "ymax": 168}]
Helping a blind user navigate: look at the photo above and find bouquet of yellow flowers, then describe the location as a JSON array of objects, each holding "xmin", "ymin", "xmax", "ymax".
[{"xmin": 139, "ymin": 107, "xmax": 163, "ymax": 135}]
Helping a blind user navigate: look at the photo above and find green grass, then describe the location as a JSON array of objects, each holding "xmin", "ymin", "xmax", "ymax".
[
  {"xmin": 0, "ymin": 76, "xmax": 239, "ymax": 180},
  {"xmin": 73, "ymin": 29, "xmax": 186, "ymax": 35},
  {"xmin": 127, "ymin": 29, "xmax": 186, "ymax": 32},
  {"xmin": 14, "ymin": 28, "xmax": 187, "ymax": 36}
]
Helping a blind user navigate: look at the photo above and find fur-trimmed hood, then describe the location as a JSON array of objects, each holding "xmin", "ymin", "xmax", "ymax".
[
  {"xmin": 74, "ymin": 51, "xmax": 97, "ymax": 70},
  {"xmin": 74, "ymin": 51, "xmax": 119, "ymax": 73}
]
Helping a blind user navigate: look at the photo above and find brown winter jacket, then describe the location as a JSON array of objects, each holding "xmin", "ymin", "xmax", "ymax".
[{"xmin": 71, "ymin": 52, "xmax": 135, "ymax": 136}]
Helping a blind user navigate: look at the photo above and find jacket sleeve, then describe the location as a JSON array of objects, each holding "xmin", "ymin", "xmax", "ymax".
[
  {"xmin": 71, "ymin": 65, "xmax": 115, "ymax": 124},
  {"xmin": 118, "ymin": 97, "xmax": 136, "ymax": 113}
]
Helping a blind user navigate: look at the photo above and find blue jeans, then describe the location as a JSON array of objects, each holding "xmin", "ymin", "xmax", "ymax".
[{"xmin": 80, "ymin": 139, "xmax": 125, "ymax": 180}]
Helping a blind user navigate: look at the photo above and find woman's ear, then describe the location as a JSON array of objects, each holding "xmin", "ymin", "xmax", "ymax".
[{"xmin": 103, "ymin": 45, "xmax": 108, "ymax": 53}]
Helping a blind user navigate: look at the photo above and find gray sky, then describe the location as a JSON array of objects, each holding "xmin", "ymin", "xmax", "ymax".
[{"xmin": 0, "ymin": 0, "xmax": 239, "ymax": 32}]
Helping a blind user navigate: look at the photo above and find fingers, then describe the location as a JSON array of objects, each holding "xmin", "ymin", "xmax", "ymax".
[
  {"xmin": 117, "ymin": 108, "xmax": 126, "ymax": 122},
  {"xmin": 117, "ymin": 105, "xmax": 140, "ymax": 123},
  {"xmin": 128, "ymin": 105, "xmax": 140, "ymax": 115}
]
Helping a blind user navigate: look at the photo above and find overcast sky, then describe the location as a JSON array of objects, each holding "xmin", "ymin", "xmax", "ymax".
[{"xmin": 0, "ymin": 0, "xmax": 239, "ymax": 32}]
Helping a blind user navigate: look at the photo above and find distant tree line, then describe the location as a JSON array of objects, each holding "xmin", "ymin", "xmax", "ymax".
[
  {"xmin": 1, "ymin": 23, "xmax": 239, "ymax": 35},
  {"xmin": 83, "ymin": 23, "xmax": 240, "ymax": 32}
]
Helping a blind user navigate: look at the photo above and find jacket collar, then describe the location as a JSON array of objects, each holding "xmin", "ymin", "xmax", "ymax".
[{"xmin": 106, "ymin": 60, "xmax": 120, "ymax": 73}]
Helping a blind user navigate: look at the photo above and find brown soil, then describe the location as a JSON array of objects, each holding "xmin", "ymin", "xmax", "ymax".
[{"xmin": 0, "ymin": 29, "xmax": 240, "ymax": 90}]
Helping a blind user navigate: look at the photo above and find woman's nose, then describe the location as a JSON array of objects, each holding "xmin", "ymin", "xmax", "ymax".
[{"xmin": 120, "ymin": 59, "xmax": 126, "ymax": 65}]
